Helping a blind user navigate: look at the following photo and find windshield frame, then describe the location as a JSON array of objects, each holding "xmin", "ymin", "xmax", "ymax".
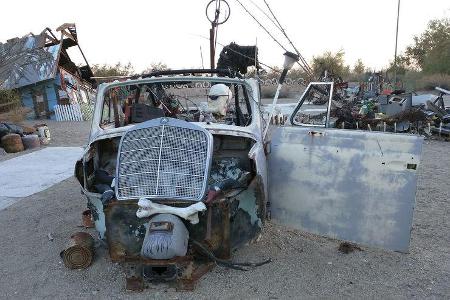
[{"xmin": 97, "ymin": 76, "xmax": 256, "ymax": 129}]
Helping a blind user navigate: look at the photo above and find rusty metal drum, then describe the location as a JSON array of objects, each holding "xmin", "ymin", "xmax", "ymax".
[
  {"xmin": 21, "ymin": 134, "xmax": 40, "ymax": 150},
  {"xmin": 1, "ymin": 133, "xmax": 24, "ymax": 153},
  {"xmin": 61, "ymin": 232, "xmax": 95, "ymax": 269}
]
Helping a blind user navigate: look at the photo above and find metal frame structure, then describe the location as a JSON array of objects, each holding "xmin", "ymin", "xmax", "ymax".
[{"xmin": 289, "ymin": 82, "xmax": 334, "ymax": 128}]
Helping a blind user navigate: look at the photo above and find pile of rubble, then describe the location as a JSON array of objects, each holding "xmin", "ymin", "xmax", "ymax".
[
  {"xmin": 333, "ymin": 86, "xmax": 450, "ymax": 137},
  {"xmin": 0, "ymin": 123, "xmax": 50, "ymax": 155}
]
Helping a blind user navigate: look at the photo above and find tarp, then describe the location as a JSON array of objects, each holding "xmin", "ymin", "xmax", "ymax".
[{"xmin": 0, "ymin": 147, "xmax": 83, "ymax": 210}]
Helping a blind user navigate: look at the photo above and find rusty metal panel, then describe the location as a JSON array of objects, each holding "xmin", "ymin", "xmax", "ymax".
[
  {"xmin": 103, "ymin": 200, "xmax": 232, "ymax": 261},
  {"xmin": 268, "ymin": 127, "xmax": 423, "ymax": 252}
]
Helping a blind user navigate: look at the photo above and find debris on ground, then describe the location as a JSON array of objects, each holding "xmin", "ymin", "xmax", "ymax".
[
  {"xmin": 81, "ymin": 209, "xmax": 95, "ymax": 228},
  {"xmin": 332, "ymin": 81, "xmax": 450, "ymax": 137},
  {"xmin": 266, "ymin": 81, "xmax": 449, "ymax": 140},
  {"xmin": 0, "ymin": 122, "xmax": 51, "ymax": 153},
  {"xmin": 60, "ymin": 232, "xmax": 95, "ymax": 269},
  {"xmin": 338, "ymin": 242, "xmax": 363, "ymax": 254}
]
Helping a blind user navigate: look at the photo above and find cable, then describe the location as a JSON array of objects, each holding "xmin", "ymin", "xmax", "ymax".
[
  {"xmin": 190, "ymin": 239, "xmax": 272, "ymax": 271},
  {"xmin": 235, "ymin": 0, "xmax": 314, "ymax": 79},
  {"xmin": 234, "ymin": 0, "xmax": 289, "ymax": 53},
  {"xmin": 248, "ymin": 0, "xmax": 283, "ymax": 32},
  {"xmin": 263, "ymin": 0, "xmax": 314, "ymax": 77}
]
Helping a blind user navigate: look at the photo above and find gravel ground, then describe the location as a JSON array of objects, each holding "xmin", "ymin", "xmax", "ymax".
[{"xmin": 0, "ymin": 120, "xmax": 449, "ymax": 299}]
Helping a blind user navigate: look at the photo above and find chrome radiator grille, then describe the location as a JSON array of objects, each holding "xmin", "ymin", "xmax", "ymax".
[{"xmin": 116, "ymin": 118, "xmax": 212, "ymax": 201}]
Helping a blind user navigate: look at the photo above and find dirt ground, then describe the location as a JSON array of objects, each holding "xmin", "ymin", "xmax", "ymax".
[{"xmin": 0, "ymin": 120, "xmax": 449, "ymax": 299}]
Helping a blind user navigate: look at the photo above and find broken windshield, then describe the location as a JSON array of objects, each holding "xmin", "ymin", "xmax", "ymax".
[{"xmin": 100, "ymin": 80, "xmax": 253, "ymax": 128}]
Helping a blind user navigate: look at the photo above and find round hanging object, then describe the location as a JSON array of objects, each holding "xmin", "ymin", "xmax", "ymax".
[
  {"xmin": 206, "ymin": 0, "xmax": 230, "ymax": 25},
  {"xmin": 22, "ymin": 134, "xmax": 40, "ymax": 150},
  {"xmin": 1, "ymin": 133, "xmax": 24, "ymax": 153}
]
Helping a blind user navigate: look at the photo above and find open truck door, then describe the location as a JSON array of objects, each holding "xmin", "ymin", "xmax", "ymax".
[{"xmin": 267, "ymin": 82, "xmax": 423, "ymax": 252}]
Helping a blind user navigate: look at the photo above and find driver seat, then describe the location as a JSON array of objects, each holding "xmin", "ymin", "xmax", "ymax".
[{"xmin": 131, "ymin": 103, "xmax": 165, "ymax": 123}]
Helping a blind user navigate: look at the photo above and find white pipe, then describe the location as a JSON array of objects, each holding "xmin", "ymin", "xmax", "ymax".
[{"xmin": 263, "ymin": 83, "xmax": 283, "ymax": 141}]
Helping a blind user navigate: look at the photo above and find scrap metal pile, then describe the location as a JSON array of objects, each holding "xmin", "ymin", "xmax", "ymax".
[{"xmin": 333, "ymin": 84, "xmax": 450, "ymax": 137}]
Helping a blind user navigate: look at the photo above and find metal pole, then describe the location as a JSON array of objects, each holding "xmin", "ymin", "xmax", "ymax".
[
  {"xmin": 393, "ymin": 0, "xmax": 401, "ymax": 85},
  {"xmin": 210, "ymin": 26, "xmax": 215, "ymax": 69},
  {"xmin": 263, "ymin": 83, "xmax": 283, "ymax": 141},
  {"xmin": 200, "ymin": 46, "xmax": 205, "ymax": 69}
]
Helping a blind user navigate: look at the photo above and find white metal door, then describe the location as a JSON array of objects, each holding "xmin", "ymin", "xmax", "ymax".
[{"xmin": 267, "ymin": 82, "xmax": 423, "ymax": 252}]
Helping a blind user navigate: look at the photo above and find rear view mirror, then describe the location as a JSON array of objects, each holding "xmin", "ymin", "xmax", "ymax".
[{"xmin": 290, "ymin": 82, "xmax": 333, "ymax": 128}]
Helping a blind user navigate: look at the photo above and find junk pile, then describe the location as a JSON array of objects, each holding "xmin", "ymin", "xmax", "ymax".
[
  {"xmin": 0, "ymin": 123, "xmax": 50, "ymax": 154},
  {"xmin": 334, "ymin": 86, "xmax": 450, "ymax": 137}
]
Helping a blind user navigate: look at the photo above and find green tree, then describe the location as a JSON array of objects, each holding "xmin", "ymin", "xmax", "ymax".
[
  {"xmin": 422, "ymin": 39, "xmax": 450, "ymax": 74},
  {"xmin": 142, "ymin": 62, "xmax": 170, "ymax": 74},
  {"xmin": 353, "ymin": 59, "xmax": 365, "ymax": 74},
  {"xmin": 0, "ymin": 89, "xmax": 20, "ymax": 112},
  {"xmin": 404, "ymin": 17, "xmax": 450, "ymax": 72},
  {"xmin": 312, "ymin": 50, "xmax": 349, "ymax": 79},
  {"xmin": 91, "ymin": 62, "xmax": 134, "ymax": 77},
  {"xmin": 388, "ymin": 55, "xmax": 410, "ymax": 75},
  {"xmin": 286, "ymin": 67, "xmax": 307, "ymax": 80}
]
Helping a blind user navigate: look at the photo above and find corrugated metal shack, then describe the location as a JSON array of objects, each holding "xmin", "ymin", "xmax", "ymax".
[{"xmin": 0, "ymin": 23, "xmax": 95, "ymax": 119}]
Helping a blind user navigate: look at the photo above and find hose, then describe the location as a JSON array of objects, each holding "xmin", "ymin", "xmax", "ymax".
[{"xmin": 190, "ymin": 239, "xmax": 272, "ymax": 271}]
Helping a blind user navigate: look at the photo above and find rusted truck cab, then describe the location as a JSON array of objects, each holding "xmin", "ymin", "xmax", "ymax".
[{"xmin": 75, "ymin": 71, "xmax": 268, "ymax": 288}]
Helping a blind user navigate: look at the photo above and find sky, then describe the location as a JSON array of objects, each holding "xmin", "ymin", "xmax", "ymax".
[{"xmin": 1, "ymin": 0, "xmax": 449, "ymax": 72}]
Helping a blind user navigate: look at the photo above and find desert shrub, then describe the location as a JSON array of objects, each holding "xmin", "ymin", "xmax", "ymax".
[
  {"xmin": 401, "ymin": 71, "xmax": 450, "ymax": 91},
  {"xmin": 415, "ymin": 73, "xmax": 450, "ymax": 90},
  {"xmin": 91, "ymin": 62, "xmax": 134, "ymax": 77},
  {"xmin": 312, "ymin": 50, "xmax": 350, "ymax": 79},
  {"xmin": 0, "ymin": 89, "xmax": 21, "ymax": 113}
]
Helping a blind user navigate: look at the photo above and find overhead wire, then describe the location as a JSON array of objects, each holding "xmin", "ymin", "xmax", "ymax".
[
  {"xmin": 248, "ymin": 0, "xmax": 283, "ymax": 32},
  {"xmin": 262, "ymin": 0, "xmax": 314, "ymax": 77},
  {"xmin": 234, "ymin": 0, "xmax": 313, "ymax": 78},
  {"xmin": 234, "ymin": 0, "xmax": 289, "ymax": 53}
]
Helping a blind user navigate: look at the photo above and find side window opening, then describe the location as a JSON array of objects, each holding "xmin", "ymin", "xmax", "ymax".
[{"xmin": 290, "ymin": 82, "xmax": 334, "ymax": 127}]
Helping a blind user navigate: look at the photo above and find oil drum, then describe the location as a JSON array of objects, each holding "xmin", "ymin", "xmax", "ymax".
[
  {"xmin": 61, "ymin": 232, "xmax": 95, "ymax": 269},
  {"xmin": 22, "ymin": 134, "xmax": 40, "ymax": 150},
  {"xmin": 1, "ymin": 133, "xmax": 24, "ymax": 153}
]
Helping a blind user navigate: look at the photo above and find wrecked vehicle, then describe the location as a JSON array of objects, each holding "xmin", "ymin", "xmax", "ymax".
[{"xmin": 74, "ymin": 69, "xmax": 423, "ymax": 290}]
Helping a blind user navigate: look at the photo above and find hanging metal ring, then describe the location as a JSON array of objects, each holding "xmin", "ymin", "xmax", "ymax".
[{"xmin": 205, "ymin": 0, "xmax": 231, "ymax": 25}]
